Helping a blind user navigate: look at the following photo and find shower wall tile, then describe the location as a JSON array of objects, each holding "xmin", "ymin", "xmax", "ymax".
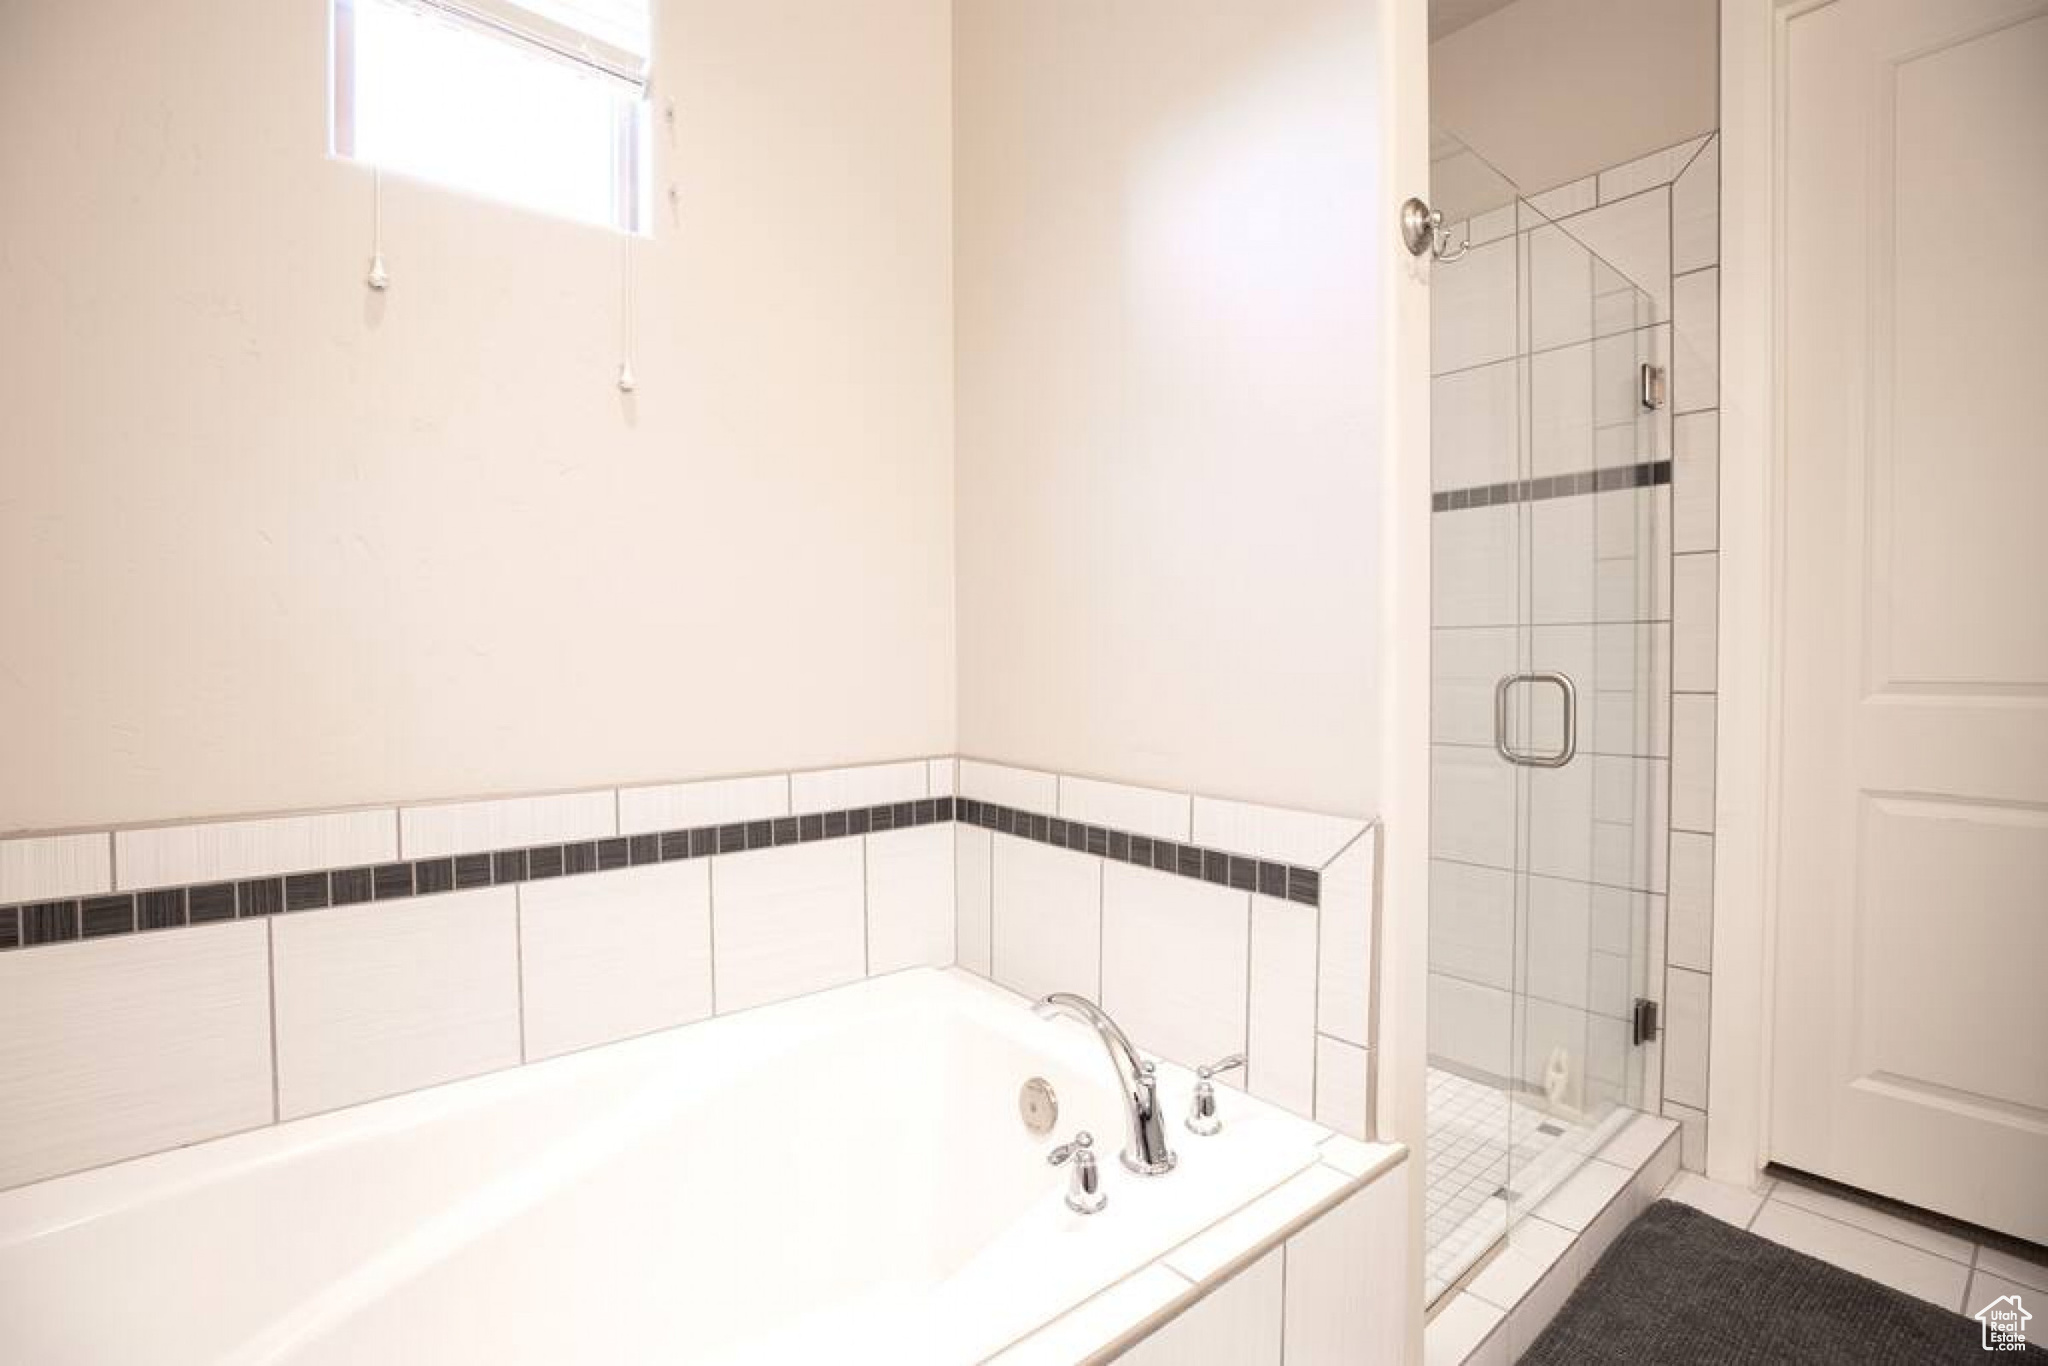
[
  {"xmin": 1662, "ymin": 967, "xmax": 1711, "ymax": 1110},
  {"xmin": 400, "ymin": 790, "xmax": 614, "ymax": 861},
  {"xmin": 1520, "ymin": 175, "xmax": 1596, "ymax": 225},
  {"xmin": 1248, "ymin": 895, "xmax": 1318, "ymax": 1116},
  {"xmin": 1529, "ymin": 340, "xmax": 1595, "ymax": 476},
  {"xmin": 1433, "ymin": 360, "xmax": 1521, "ymax": 491},
  {"xmin": 0, "ymin": 921, "xmax": 273, "ymax": 1191},
  {"xmin": 518, "ymin": 861, "xmax": 713, "ymax": 1062},
  {"xmin": 864, "ymin": 824, "xmax": 955, "ymax": 976},
  {"xmin": 1671, "ymin": 696, "xmax": 1718, "ymax": 834},
  {"xmin": 1433, "ymin": 503, "xmax": 1520, "ymax": 628},
  {"xmin": 1527, "ymin": 224, "xmax": 1597, "ymax": 351},
  {"xmin": 273, "ymin": 887, "xmax": 521, "ymax": 1120},
  {"xmin": 0, "ymin": 832, "xmax": 112, "ymax": 904},
  {"xmin": 1058, "ymin": 775, "xmax": 1191, "ymax": 843},
  {"xmin": 1429, "ymin": 972, "xmax": 1513, "ymax": 1079},
  {"xmin": 1429, "ymin": 859, "xmax": 1515, "ymax": 991},
  {"xmin": 1667, "ymin": 832, "xmax": 1715, "ymax": 973},
  {"xmin": 1673, "ymin": 553, "xmax": 1720, "ymax": 691},
  {"xmin": 1101, "ymin": 861, "xmax": 1248, "ymax": 1073},
  {"xmin": 617, "ymin": 773, "xmax": 788, "ymax": 836},
  {"xmin": 1433, "ymin": 236, "xmax": 1519, "ymax": 374},
  {"xmin": 953, "ymin": 824, "xmax": 993, "ymax": 976},
  {"xmin": 1664, "ymin": 1100, "xmax": 1708, "ymax": 1173},
  {"xmin": 1673, "ymin": 412, "xmax": 1720, "ymax": 553},
  {"xmin": 927, "ymin": 757, "xmax": 957, "ymax": 797},
  {"xmin": 1673, "ymin": 267, "xmax": 1720, "ymax": 413},
  {"xmin": 791, "ymin": 760, "xmax": 929, "ymax": 814},
  {"xmin": 1430, "ymin": 745, "xmax": 1515, "ymax": 869},
  {"xmin": 1597, "ymin": 134, "xmax": 1711, "ymax": 205},
  {"xmin": 116, "ymin": 809, "xmax": 397, "ymax": 891},
  {"xmin": 1672, "ymin": 137, "xmax": 1720, "ymax": 274},
  {"xmin": 1525, "ymin": 875, "xmax": 1595, "ymax": 1012},
  {"xmin": 1555, "ymin": 189, "xmax": 1672, "ymax": 317},
  {"xmin": 710, "ymin": 839, "xmax": 866, "ymax": 1014},
  {"xmin": 1432, "ymin": 627, "xmax": 1518, "ymax": 748}
]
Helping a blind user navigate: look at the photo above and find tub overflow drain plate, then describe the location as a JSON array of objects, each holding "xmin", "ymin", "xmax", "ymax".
[{"xmin": 1019, "ymin": 1078, "xmax": 1059, "ymax": 1135}]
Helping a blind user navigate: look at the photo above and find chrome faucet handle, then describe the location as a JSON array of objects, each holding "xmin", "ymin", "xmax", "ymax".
[
  {"xmin": 1186, "ymin": 1054, "xmax": 1246, "ymax": 1136},
  {"xmin": 1047, "ymin": 1131, "xmax": 1107, "ymax": 1214}
]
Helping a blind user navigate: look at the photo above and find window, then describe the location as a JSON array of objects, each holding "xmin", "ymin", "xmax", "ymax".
[{"xmin": 332, "ymin": 0, "xmax": 651, "ymax": 234}]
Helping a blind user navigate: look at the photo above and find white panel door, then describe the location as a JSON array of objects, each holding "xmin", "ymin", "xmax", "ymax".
[{"xmin": 1770, "ymin": 0, "xmax": 2048, "ymax": 1242}]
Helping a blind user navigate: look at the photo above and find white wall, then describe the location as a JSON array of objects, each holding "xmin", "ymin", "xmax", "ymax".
[
  {"xmin": 1430, "ymin": 0, "xmax": 1716, "ymax": 194},
  {"xmin": 952, "ymin": 0, "xmax": 1385, "ymax": 819},
  {"xmin": 0, "ymin": 0, "xmax": 956, "ymax": 833}
]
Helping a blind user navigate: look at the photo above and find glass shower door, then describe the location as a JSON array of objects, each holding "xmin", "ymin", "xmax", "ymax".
[
  {"xmin": 1502, "ymin": 193, "xmax": 1667, "ymax": 1224},
  {"xmin": 1426, "ymin": 129, "xmax": 1667, "ymax": 1304}
]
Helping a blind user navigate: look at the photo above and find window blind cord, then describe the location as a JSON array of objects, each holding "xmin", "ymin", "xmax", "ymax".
[
  {"xmin": 616, "ymin": 233, "xmax": 637, "ymax": 392},
  {"xmin": 366, "ymin": 169, "xmax": 390, "ymax": 291}
]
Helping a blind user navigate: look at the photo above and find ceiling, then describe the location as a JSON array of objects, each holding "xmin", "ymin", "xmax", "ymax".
[{"xmin": 1429, "ymin": 0, "xmax": 1524, "ymax": 41}]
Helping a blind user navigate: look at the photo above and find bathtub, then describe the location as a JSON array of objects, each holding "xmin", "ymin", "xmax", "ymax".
[{"xmin": 0, "ymin": 967, "xmax": 1388, "ymax": 1364}]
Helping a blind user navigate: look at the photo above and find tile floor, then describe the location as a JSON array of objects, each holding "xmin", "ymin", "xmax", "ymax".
[
  {"xmin": 1664, "ymin": 1170, "xmax": 2045, "ymax": 1341},
  {"xmin": 1425, "ymin": 1067, "xmax": 1625, "ymax": 1302},
  {"xmin": 1430, "ymin": 1128, "xmax": 2046, "ymax": 1364}
]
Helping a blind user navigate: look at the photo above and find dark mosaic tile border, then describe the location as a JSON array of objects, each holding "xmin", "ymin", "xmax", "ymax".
[
  {"xmin": 0, "ymin": 790, "xmax": 1329, "ymax": 956},
  {"xmin": 1432, "ymin": 458, "xmax": 1672, "ymax": 512},
  {"xmin": 0, "ymin": 797, "xmax": 957, "ymax": 953},
  {"xmin": 956, "ymin": 798, "xmax": 1321, "ymax": 907}
]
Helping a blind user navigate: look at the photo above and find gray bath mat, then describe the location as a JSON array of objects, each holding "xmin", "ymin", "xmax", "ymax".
[{"xmin": 1521, "ymin": 1199, "xmax": 2044, "ymax": 1365}]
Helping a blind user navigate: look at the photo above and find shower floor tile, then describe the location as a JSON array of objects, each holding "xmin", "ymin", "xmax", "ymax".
[{"xmin": 1425, "ymin": 1066, "xmax": 1600, "ymax": 1303}]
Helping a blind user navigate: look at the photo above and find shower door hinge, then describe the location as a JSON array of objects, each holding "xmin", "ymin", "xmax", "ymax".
[
  {"xmin": 1639, "ymin": 363, "xmax": 1668, "ymax": 411},
  {"xmin": 1631, "ymin": 997, "xmax": 1660, "ymax": 1047}
]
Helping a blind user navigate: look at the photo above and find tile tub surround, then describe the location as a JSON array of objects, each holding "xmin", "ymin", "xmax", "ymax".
[
  {"xmin": 1430, "ymin": 128, "xmax": 1722, "ymax": 1172},
  {"xmin": 953, "ymin": 760, "xmax": 1380, "ymax": 1140},
  {"xmin": 0, "ymin": 967, "xmax": 1409, "ymax": 1365},
  {"xmin": 0, "ymin": 772, "xmax": 1339, "ymax": 957},
  {"xmin": 0, "ymin": 757, "xmax": 1385, "ymax": 1188}
]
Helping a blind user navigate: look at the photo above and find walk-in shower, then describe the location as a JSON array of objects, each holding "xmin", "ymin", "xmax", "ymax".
[{"xmin": 1424, "ymin": 128, "xmax": 1671, "ymax": 1302}]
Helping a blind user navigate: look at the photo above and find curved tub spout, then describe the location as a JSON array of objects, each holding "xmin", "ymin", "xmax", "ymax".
[{"xmin": 1033, "ymin": 992, "xmax": 1177, "ymax": 1176}]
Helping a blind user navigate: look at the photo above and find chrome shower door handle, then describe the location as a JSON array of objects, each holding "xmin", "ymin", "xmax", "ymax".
[{"xmin": 1493, "ymin": 672, "xmax": 1578, "ymax": 769}]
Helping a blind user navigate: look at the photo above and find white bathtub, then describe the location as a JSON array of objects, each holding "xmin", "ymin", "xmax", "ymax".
[{"xmin": 0, "ymin": 968, "xmax": 1369, "ymax": 1364}]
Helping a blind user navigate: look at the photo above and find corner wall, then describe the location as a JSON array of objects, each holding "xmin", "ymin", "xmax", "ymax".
[{"xmin": 952, "ymin": 0, "xmax": 1385, "ymax": 820}]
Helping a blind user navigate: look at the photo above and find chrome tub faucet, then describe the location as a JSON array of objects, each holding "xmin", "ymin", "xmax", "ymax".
[{"xmin": 1033, "ymin": 992, "xmax": 1177, "ymax": 1175}]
